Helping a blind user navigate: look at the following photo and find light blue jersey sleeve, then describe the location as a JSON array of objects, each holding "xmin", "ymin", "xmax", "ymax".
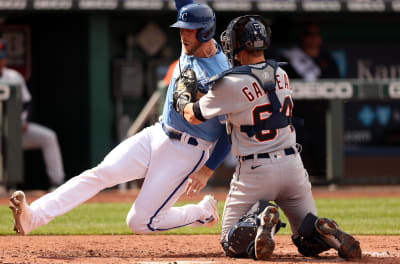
[{"xmin": 162, "ymin": 43, "xmax": 230, "ymax": 143}]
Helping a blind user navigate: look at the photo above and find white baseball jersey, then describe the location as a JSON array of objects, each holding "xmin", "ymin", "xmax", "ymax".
[
  {"xmin": 0, "ymin": 67, "xmax": 64, "ymax": 185},
  {"xmin": 199, "ymin": 63, "xmax": 296, "ymax": 156},
  {"xmin": 0, "ymin": 67, "xmax": 31, "ymax": 122}
]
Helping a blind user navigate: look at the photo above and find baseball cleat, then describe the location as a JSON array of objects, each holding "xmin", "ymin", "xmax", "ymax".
[
  {"xmin": 9, "ymin": 191, "xmax": 33, "ymax": 235},
  {"xmin": 199, "ymin": 195, "xmax": 219, "ymax": 227},
  {"xmin": 255, "ymin": 205, "xmax": 280, "ymax": 260},
  {"xmin": 315, "ymin": 217, "xmax": 362, "ymax": 259}
]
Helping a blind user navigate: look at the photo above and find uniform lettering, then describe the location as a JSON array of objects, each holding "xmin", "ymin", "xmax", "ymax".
[
  {"xmin": 291, "ymin": 82, "xmax": 353, "ymax": 99},
  {"xmin": 252, "ymin": 82, "xmax": 263, "ymax": 98},
  {"xmin": 389, "ymin": 82, "xmax": 400, "ymax": 98},
  {"xmin": 242, "ymin": 87, "xmax": 255, "ymax": 102},
  {"xmin": 358, "ymin": 60, "xmax": 374, "ymax": 80},
  {"xmin": 358, "ymin": 59, "xmax": 400, "ymax": 80},
  {"xmin": 276, "ymin": 74, "xmax": 284, "ymax": 89},
  {"xmin": 284, "ymin": 73, "xmax": 291, "ymax": 90},
  {"xmin": 253, "ymin": 104, "xmax": 277, "ymax": 142}
]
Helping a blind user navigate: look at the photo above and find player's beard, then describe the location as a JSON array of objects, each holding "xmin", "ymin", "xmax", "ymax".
[{"xmin": 183, "ymin": 41, "xmax": 202, "ymax": 56}]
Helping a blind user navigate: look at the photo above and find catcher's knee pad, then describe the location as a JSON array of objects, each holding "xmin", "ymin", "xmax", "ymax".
[{"xmin": 292, "ymin": 213, "xmax": 331, "ymax": 257}]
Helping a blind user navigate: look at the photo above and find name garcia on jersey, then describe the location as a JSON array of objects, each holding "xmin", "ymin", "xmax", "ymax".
[{"xmin": 241, "ymin": 72, "xmax": 292, "ymax": 102}]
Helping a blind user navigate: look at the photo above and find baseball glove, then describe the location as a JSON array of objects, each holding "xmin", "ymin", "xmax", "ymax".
[{"xmin": 173, "ymin": 67, "xmax": 198, "ymax": 115}]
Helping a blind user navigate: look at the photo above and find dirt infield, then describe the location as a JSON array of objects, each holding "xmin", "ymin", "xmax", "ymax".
[
  {"xmin": 1, "ymin": 235, "xmax": 399, "ymax": 264},
  {"xmin": 1, "ymin": 185, "xmax": 399, "ymax": 264}
]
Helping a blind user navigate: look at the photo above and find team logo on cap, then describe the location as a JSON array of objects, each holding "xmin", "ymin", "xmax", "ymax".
[{"xmin": 180, "ymin": 12, "xmax": 188, "ymax": 21}]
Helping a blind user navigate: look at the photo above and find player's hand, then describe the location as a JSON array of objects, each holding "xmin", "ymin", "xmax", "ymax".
[{"xmin": 186, "ymin": 165, "xmax": 214, "ymax": 196}]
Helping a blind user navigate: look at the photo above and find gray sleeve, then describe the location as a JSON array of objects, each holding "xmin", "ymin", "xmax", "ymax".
[{"xmin": 199, "ymin": 75, "xmax": 248, "ymax": 119}]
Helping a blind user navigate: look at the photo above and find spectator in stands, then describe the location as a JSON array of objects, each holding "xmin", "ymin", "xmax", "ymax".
[
  {"xmin": 280, "ymin": 23, "xmax": 340, "ymax": 178},
  {"xmin": 0, "ymin": 40, "xmax": 65, "ymax": 190}
]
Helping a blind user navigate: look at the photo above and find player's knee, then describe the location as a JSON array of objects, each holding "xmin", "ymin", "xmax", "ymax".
[
  {"xmin": 43, "ymin": 128, "xmax": 58, "ymax": 144},
  {"xmin": 126, "ymin": 209, "xmax": 153, "ymax": 234}
]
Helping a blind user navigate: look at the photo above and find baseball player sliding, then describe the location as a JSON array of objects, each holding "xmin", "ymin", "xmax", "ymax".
[
  {"xmin": 9, "ymin": 1, "xmax": 231, "ymax": 235},
  {"xmin": 177, "ymin": 15, "xmax": 362, "ymax": 260},
  {"xmin": 0, "ymin": 41, "xmax": 65, "ymax": 189}
]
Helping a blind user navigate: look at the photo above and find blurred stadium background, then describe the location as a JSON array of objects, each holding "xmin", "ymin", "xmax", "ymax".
[{"xmin": 0, "ymin": 0, "xmax": 399, "ymax": 191}]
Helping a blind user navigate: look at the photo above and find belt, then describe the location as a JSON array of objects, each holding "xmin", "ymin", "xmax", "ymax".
[
  {"xmin": 240, "ymin": 147, "xmax": 295, "ymax": 161},
  {"xmin": 161, "ymin": 123, "xmax": 199, "ymax": 146}
]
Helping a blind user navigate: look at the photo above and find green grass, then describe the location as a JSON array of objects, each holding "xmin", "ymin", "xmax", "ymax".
[{"xmin": 1, "ymin": 198, "xmax": 399, "ymax": 235}]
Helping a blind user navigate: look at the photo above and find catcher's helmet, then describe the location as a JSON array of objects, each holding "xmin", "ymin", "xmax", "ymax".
[
  {"xmin": 170, "ymin": 3, "xmax": 216, "ymax": 42},
  {"xmin": 220, "ymin": 15, "xmax": 271, "ymax": 66}
]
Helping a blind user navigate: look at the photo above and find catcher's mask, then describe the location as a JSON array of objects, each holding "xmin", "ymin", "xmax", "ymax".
[
  {"xmin": 170, "ymin": 3, "xmax": 216, "ymax": 43},
  {"xmin": 220, "ymin": 15, "xmax": 271, "ymax": 66}
]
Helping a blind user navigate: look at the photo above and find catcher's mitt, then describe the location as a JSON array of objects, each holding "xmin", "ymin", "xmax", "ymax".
[{"xmin": 173, "ymin": 67, "xmax": 198, "ymax": 115}]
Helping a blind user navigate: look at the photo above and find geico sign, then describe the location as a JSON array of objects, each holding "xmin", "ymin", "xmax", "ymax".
[
  {"xmin": 0, "ymin": 84, "xmax": 10, "ymax": 101},
  {"xmin": 292, "ymin": 82, "xmax": 353, "ymax": 99},
  {"xmin": 389, "ymin": 82, "xmax": 400, "ymax": 98}
]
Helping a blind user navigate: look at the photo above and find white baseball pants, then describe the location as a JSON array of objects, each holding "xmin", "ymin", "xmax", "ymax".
[
  {"xmin": 28, "ymin": 123, "xmax": 213, "ymax": 234},
  {"xmin": 22, "ymin": 122, "xmax": 65, "ymax": 185}
]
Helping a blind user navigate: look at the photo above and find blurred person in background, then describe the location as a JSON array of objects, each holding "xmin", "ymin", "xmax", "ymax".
[
  {"xmin": 281, "ymin": 23, "xmax": 339, "ymax": 80},
  {"xmin": 0, "ymin": 40, "xmax": 65, "ymax": 190},
  {"xmin": 280, "ymin": 23, "xmax": 340, "ymax": 178}
]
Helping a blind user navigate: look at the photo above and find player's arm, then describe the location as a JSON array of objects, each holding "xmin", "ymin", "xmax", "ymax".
[
  {"xmin": 185, "ymin": 80, "xmax": 208, "ymax": 122},
  {"xmin": 183, "ymin": 79, "xmax": 230, "ymax": 124},
  {"xmin": 186, "ymin": 128, "xmax": 231, "ymax": 196},
  {"xmin": 15, "ymin": 71, "xmax": 32, "ymax": 131},
  {"xmin": 183, "ymin": 102, "xmax": 204, "ymax": 124}
]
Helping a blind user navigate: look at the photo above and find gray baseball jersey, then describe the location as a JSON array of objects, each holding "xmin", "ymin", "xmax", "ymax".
[
  {"xmin": 199, "ymin": 64, "xmax": 295, "ymax": 156},
  {"xmin": 199, "ymin": 62, "xmax": 317, "ymax": 242}
]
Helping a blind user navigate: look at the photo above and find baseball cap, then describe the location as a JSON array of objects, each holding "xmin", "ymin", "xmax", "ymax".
[{"xmin": 0, "ymin": 40, "xmax": 7, "ymax": 59}]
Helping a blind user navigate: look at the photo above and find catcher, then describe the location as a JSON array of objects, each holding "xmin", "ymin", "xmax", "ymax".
[{"xmin": 175, "ymin": 15, "xmax": 362, "ymax": 260}]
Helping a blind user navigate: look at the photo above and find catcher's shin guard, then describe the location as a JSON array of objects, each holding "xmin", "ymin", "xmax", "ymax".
[
  {"xmin": 222, "ymin": 217, "xmax": 258, "ymax": 258},
  {"xmin": 293, "ymin": 213, "xmax": 332, "ymax": 257},
  {"xmin": 315, "ymin": 217, "xmax": 362, "ymax": 259}
]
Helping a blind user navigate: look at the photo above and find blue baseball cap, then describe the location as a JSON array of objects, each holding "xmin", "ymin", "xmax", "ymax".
[{"xmin": 0, "ymin": 40, "xmax": 7, "ymax": 59}]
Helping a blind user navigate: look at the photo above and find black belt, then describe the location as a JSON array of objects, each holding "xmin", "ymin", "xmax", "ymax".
[
  {"xmin": 240, "ymin": 147, "xmax": 295, "ymax": 161},
  {"xmin": 161, "ymin": 123, "xmax": 199, "ymax": 146}
]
